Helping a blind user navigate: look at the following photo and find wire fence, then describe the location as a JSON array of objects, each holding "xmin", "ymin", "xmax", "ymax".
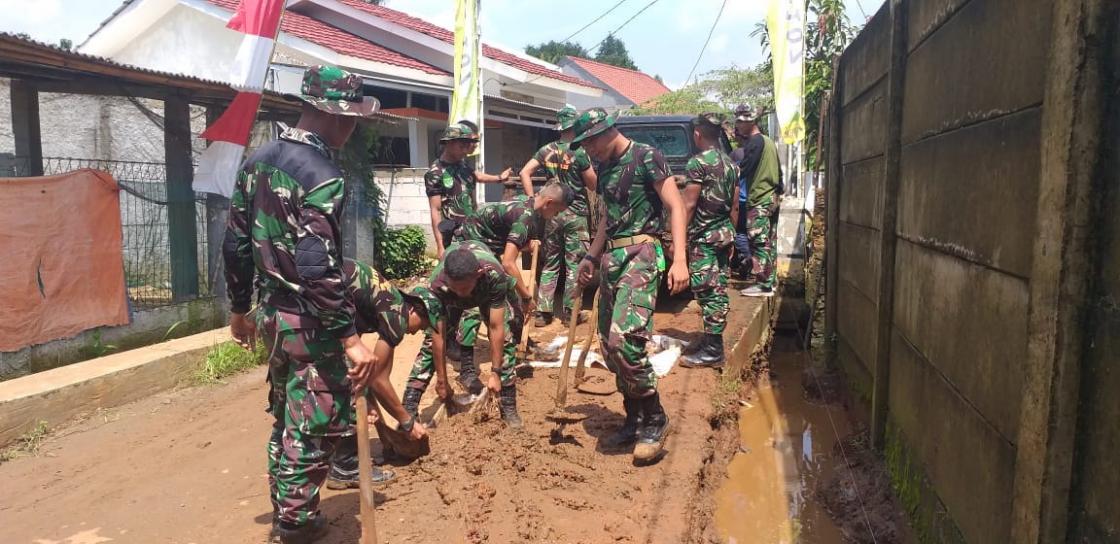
[{"xmin": 1, "ymin": 155, "xmax": 212, "ymax": 310}]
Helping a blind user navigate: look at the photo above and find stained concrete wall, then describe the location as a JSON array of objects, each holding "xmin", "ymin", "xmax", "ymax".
[{"xmin": 825, "ymin": 0, "xmax": 1115, "ymax": 542}]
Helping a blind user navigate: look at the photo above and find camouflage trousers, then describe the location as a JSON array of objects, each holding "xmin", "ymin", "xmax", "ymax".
[
  {"xmin": 747, "ymin": 195, "xmax": 781, "ymax": 289},
  {"xmin": 537, "ymin": 209, "xmax": 590, "ymax": 314},
  {"xmin": 259, "ymin": 306, "xmax": 355, "ymax": 526},
  {"xmin": 407, "ymin": 295, "xmax": 523, "ymax": 391},
  {"xmin": 597, "ymin": 242, "xmax": 661, "ymax": 399},
  {"xmin": 688, "ymin": 241, "xmax": 731, "ymax": 335}
]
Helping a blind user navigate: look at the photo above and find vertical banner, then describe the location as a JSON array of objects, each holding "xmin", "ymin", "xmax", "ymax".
[
  {"xmin": 451, "ymin": 0, "xmax": 484, "ymax": 172},
  {"xmin": 767, "ymin": 0, "xmax": 806, "ymax": 144}
]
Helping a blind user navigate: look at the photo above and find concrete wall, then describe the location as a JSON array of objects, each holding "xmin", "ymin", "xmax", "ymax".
[{"xmin": 826, "ymin": 0, "xmax": 1119, "ymax": 542}]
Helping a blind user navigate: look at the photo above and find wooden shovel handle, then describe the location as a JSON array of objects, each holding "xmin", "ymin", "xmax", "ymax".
[
  {"xmin": 555, "ymin": 288, "xmax": 585, "ymax": 409},
  {"xmin": 574, "ymin": 289, "xmax": 598, "ymax": 382},
  {"xmin": 355, "ymin": 393, "xmax": 379, "ymax": 544},
  {"xmin": 516, "ymin": 243, "xmax": 541, "ymax": 359}
]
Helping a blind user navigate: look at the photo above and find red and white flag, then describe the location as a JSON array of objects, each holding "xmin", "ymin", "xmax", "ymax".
[{"xmin": 194, "ymin": 0, "xmax": 286, "ymax": 196}]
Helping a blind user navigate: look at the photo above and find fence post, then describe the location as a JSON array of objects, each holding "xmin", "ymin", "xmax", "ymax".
[
  {"xmin": 10, "ymin": 80, "xmax": 43, "ymax": 177},
  {"xmin": 164, "ymin": 93, "xmax": 199, "ymax": 300},
  {"xmin": 203, "ymin": 106, "xmax": 229, "ymax": 301},
  {"xmin": 870, "ymin": 0, "xmax": 909, "ymax": 450},
  {"xmin": 824, "ymin": 55, "xmax": 843, "ymax": 368},
  {"xmin": 1010, "ymin": 1, "xmax": 1110, "ymax": 541}
]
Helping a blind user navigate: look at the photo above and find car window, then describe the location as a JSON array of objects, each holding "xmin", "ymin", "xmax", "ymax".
[{"xmin": 617, "ymin": 125, "xmax": 692, "ymax": 158}]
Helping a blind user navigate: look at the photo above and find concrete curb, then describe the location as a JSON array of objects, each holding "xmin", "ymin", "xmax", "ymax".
[{"xmin": 0, "ymin": 329, "xmax": 229, "ymax": 447}]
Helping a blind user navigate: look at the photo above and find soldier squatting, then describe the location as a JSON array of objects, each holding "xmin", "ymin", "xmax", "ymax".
[{"xmin": 223, "ymin": 65, "xmax": 781, "ymax": 544}]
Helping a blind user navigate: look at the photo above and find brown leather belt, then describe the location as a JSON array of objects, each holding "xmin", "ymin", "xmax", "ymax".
[{"xmin": 607, "ymin": 234, "xmax": 659, "ymax": 250}]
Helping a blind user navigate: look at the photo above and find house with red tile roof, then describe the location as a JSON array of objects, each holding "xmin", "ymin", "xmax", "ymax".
[
  {"xmin": 79, "ymin": 0, "xmax": 601, "ymax": 179},
  {"xmin": 558, "ymin": 56, "xmax": 672, "ymax": 113}
]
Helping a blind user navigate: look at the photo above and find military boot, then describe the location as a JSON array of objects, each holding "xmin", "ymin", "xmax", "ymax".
[
  {"xmin": 456, "ymin": 347, "xmax": 484, "ymax": 395},
  {"xmin": 402, "ymin": 387, "xmax": 423, "ymax": 419},
  {"xmin": 602, "ymin": 397, "xmax": 642, "ymax": 448},
  {"xmin": 680, "ymin": 333, "xmax": 725, "ymax": 368},
  {"xmin": 278, "ymin": 515, "xmax": 328, "ymax": 544},
  {"xmin": 498, "ymin": 385, "xmax": 523, "ymax": 429},
  {"xmin": 681, "ymin": 334, "xmax": 708, "ymax": 356},
  {"xmin": 633, "ymin": 393, "xmax": 671, "ymax": 464}
]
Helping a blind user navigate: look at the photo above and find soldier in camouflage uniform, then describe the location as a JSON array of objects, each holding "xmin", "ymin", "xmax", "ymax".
[
  {"xmin": 402, "ymin": 242, "xmax": 526, "ymax": 428},
  {"xmin": 518, "ymin": 106, "xmax": 598, "ymax": 326},
  {"xmin": 678, "ymin": 114, "xmax": 740, "ymax": 368},
  {"xmin": 425, "ymin": 122, "xmax": 513, "ymax": 259},
  {"xmin": 571, "ymin": 108, "xmax": 690, "ymax": 464},
  {"xmin": 223, "ymin": 65, "xmax": 384, "ymax": 544},
  {"xmin": 326, "ymin": 260, "xmax": 442, "ymax": 489},
  {"xmin": 447, "ymin": 184, "xmax": 572, "ymax": 389}
]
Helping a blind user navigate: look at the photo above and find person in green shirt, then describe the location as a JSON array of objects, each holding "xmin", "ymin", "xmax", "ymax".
[
  {"xmin": 518, "ymin": 106, "xmax": 598, "ymax": 326},
  {"xmin": 731, "ymin": 105, "xmax": 782, "ymax": 297}
]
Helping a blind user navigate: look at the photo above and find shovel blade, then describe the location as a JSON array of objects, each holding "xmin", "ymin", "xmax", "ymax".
[{"xmin": 374, "ymin": 420, "xmax": 430, "ymax": 459}]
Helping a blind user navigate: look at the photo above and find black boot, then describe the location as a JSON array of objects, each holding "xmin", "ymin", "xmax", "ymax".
[
  {"xmin": 456, "ymin": 347, "xmax": 484, "ymax": 395},
  {"xmin": 681, "ymin": 334, "xmax": 708, "ymax": 356},
  {"xmin": 402, "ymin": 387, "xmax": 423, "ymax": 419},
  {"xmin": 633, "ymin": 393, "xmax": 670, "ymax": 464},
  {"xmin": 278, "ymin": 515, "xmax": 328, "ymax": 544},
  {"xmin": 534, "ymin": 312, "xmax": 553, "ymax": 327},
  {"xmin": 498, "ymin": 385, "xmax": 523, "ymax": 429},
  {"xmin": 681, "ymin": 333, "xmax": 725, "ymax": 368},
  {"xmin": 602, "ymin": 397, "xmax": 642, "ymax": 448}
]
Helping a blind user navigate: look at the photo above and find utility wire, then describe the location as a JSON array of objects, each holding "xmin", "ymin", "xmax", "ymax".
[
  {"xmin": 683, "ymin": 0, "xmax": 729, "ymax": 86},
  {"xmin": 853, "ymin": 0, "xmax": 869, "ymax": 20},
  {"xmin": 557, "ymin": 0, "xmax": 630, "ymax": 45},
  {"xmin": 586, "ymin": 0, "xmax": 663, "ymax": 55}
]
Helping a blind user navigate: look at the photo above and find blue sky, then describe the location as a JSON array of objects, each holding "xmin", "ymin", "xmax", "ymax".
[{"xmin": 0, "ymin": 0, "xmax": 884, "ymax": 90}]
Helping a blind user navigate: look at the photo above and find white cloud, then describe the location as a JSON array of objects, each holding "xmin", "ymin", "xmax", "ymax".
[{"xmin": 0, "ymin": 0, "xmax": 61, "ymax": 27}]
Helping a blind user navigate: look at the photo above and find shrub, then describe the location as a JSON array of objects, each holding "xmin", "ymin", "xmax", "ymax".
[{"xmin": 379, "ymin": 225, "xmax": 431, "ymax": 280}]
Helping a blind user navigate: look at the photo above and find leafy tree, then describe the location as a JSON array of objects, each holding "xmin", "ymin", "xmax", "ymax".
[
  {"xmin": 594, "ymin": 35, "xmax": 638, "ymax": 70},
  {"xmin": 59, "ymin": 39, "xmax": 73, "ymax": 50},
  {"xmin": 632, "ymin": 64, "xmax": 772, "ymax": 119},
  {"xmin": 525, "ymin": 40, "xmax": 589, "ymax": 64}
]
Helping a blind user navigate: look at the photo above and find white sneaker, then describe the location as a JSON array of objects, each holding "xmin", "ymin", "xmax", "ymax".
[{"xmin": 740, "ymin": 286, "xmax": 775, "ymax": 297}]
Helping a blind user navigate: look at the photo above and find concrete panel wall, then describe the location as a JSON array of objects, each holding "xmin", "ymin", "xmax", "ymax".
[
  {"xmin": 837, "ymin": 278, "xmax": 877, "ymax": 376},
  {"xmin": 840, "ymin": 6, "xmax": 890, "ymax": 107},
  {"xmin": 840, "ymin": 80, "xmax": 888, "ymax": 165},
  {"xmin": 839, "ymin": 157, "xmax": 883, "ymax": 229},
  {"xmin": 838, "ymin": 222, "xmax": 880, "ymax": 303}
]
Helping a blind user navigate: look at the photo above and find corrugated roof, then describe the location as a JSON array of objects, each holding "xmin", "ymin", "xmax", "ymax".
[
  {"xmin": 335, "ymin": 0, "xmax": 598, "ymax": 89},
  {"xmin": 204, "ymin": 0, "xmax": 448, "ymax": 76},
  {"xmin": 564, "ymin": 56, "xmax": 671, "ymax": 105}
]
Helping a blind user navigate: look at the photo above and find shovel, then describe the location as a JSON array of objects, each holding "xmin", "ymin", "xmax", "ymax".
[
  {"xmin": 573, "ymin": 291, "xmax": 618, "ymax": 396},
  {"xmin": 515, "ymin": 243, "xmax": 541, "ymax": 375},
  {"xmin": 354, "ymin": 392, "xmax": 379, "ymax": 544},
  {"xmin": 545, "ymin": 288, "xmax": 590, "ymax": 437},
  {"xmin": 573, "ymin": 289, "xmax": 598, "ymax": 383},
  {"xmin": 369, "ymin": 393, "xmax": 430, "ymax": 460}
]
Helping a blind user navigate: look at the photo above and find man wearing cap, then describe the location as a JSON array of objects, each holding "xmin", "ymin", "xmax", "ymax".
[
  {"xmin": 426, "ymin": 122, "xmax": 513, "ymax": 260},
  {"xmin": 730, "ymin": 104, "xmax": 782, "ymax": 296},
  {"xmin": 679, "ymin": 113, "xmax": 740, "ymax": 368},
  {"xmin": 571, "ymin": 107, "xmax": 690, "ymax": 464},
  {"xmin": 223, "ymin": 65, "xmax": 383, "ymax": 543},
  {"xmin": 442, "ymin": 183, "xmax": 574, "ymax": 392},
  {"xmin": 402, "ymin": 241, "xmax": 526, "ymax": 428},
  {"xmin": 518, "ymin": 106, "xmax": 598, "ymax": 327},
  {"xmin": 324, "ymin": 259, "xmax": 439, "ymax": 489}
]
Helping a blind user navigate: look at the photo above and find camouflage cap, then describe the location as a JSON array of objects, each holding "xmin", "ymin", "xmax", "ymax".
[
  {"xmin": 456, "ymin": 119, "xmax": 482, "ymax": 141},
  {"xmin": 284, "ymin": 65, "xmax": 380, "ymax": 118},
  {"xmin": 692, "ymin": 112, "xmax": 725, "ymax": 127},
  {"xmin": 440, "ymin": 122, "xmax": 479, "ymax": 143},
  {"xmin": 734, "ymin": 103, "xmax": 760, "ymax": 123},
  {"xmin": 569, "ymin": 107, "xmax": 618, "ymax": 149},
  {"xmin": 556, "ymin": 106, "xmax": 579, "ymax": 131},
  {"xmin": 404, "ymin": 285, "xmax": 444, "ymax": 330}
]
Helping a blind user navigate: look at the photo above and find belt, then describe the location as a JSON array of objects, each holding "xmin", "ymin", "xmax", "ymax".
[{"xmin": 607, "ymin": 234, "xmax": 659, "ymax": 250}]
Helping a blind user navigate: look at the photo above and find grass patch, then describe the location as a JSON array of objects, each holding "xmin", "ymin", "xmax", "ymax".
[
  {"xmin": 711, "ymin": 372, "xmax": 744, "ymax": 423},
  {"xmin": 0, "ymin": 421, "xmax": 50, "ymax": 464},
  {"xmin": 192, "ymin": 341, "xmax": 267, "ymax": 385}
]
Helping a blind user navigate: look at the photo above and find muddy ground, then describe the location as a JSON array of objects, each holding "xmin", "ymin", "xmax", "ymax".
[{"xmin": 0, "ymin": 300, "xmax": 739, "ymax": 544}]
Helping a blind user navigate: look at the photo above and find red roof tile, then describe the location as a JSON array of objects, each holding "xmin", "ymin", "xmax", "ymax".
[
  {"xmin": 564, "ymin": 56, "xmax": 671, "ymax": 105},
  {"xmin": 334, "ymin": 0, "xmax": 597, "ymax": 89},
  {"xmin": 205, "ymin": 0, "xmax": 448, "ymax": 76}
]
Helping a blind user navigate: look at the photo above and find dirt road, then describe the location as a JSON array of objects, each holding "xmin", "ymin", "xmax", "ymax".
[{"xmin": 0, "ymin": 299, "xmax": 737, "ymax": 544}]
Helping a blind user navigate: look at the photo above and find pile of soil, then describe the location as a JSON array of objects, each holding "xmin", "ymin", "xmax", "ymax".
[{"xmin": 817, "ymin": 431, "xmax": 913, "ymax": 544}]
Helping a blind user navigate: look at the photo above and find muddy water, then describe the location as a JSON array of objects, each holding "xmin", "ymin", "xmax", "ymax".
[{"xmin": 714, "ymin": 335, "xmax": 851, "ymax": 543}]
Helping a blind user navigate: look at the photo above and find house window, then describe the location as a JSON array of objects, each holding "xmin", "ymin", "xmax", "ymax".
[{"xmin": 367, "ymin": 86, "xmax": 407, "ymax": 109}]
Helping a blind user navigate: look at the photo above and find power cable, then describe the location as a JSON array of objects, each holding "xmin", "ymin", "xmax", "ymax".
[
  {"xmin": 586, "ymin": 0, "xmax": 663, "ymax": 55},
  {"xmin": 557, "ymin": 0, "xmax": 630, "ymax": 45},
  {"xmin": 853, "ymin": 0, "xmax": 869, "ymax": 20},
  {"xmin": 683, "ymin": 0, "xmax": 729, "ymax": 86}
]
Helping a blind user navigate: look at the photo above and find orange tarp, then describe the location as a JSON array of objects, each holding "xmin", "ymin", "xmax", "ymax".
[{"xmin": 0, "ymin": 169, "xmax": 130, "ymax": 351}]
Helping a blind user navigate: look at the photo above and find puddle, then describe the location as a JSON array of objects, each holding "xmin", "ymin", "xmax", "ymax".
[{"xmin": 714, "ymin": 336, "xmax": 851, "ymax": 544}]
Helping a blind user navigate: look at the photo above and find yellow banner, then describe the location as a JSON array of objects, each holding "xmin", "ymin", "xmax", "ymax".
[
  {"xmin": 767, "ymin": 0, "xmax": 806, "ymax": 144},
  {"xmin": 450, "ymin": 0, "xmax": 482, "ymax": 135}
]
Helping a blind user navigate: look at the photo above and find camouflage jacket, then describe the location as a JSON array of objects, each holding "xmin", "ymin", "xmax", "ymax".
[
  {"xmin": 429, "ymin": 241, "xmax": 516, "ymax": 312},
  {"xmin": 345, "ymin": 259, "xmax": 411, "ymax": 347},
  {"xmin": 532, "ymin": 140, "xmax": 592, "ymax": 215},
  {"xmin": 456, "ymin": 196, "xmax": 541, "ymax": 256},
  {"xmin": 596, "ymin": 142, "xmax": 673, "ymax": 239},
  {"xmin": 424, "ymin": 158, "xmax": 477, "ymax": 224},
  {"xmin": 223, "ymin": 127, "xmax": 356, "ymax": 338},
  {"xmin": 685, "ymin": 148, "xmax": 738, "ymax": 245}
]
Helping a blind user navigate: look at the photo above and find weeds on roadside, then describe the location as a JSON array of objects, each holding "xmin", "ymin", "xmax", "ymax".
[
  {"xmin": 192, "ymin": 341, "xmax": 267, "ymax": 385},
  {"xmin": 79, "ymin": 330, "xmax": 118, "ymax": 359},
  {"xmin": 0, "ymin": 421, "xmax": 50, "ymax": 464},
  {"xmin": 711, "ymin": 372, "xmax": 744, "ymax": 423}
]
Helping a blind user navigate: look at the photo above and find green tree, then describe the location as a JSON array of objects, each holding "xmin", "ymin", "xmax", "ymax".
[
  {"xmin": 632, "ymin": 64, "xmax": 772, "ymax": 118},
  {"xmin": 59, "ymin": 38, "xmax": 73, "ymax": 50},
  {"xmin": 525, "ymin": 40, "xmax": 589, "ymax": 64},
  {"xmin": 594, "ymin": 35, "xmax": 638, "ymax": 70}
]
